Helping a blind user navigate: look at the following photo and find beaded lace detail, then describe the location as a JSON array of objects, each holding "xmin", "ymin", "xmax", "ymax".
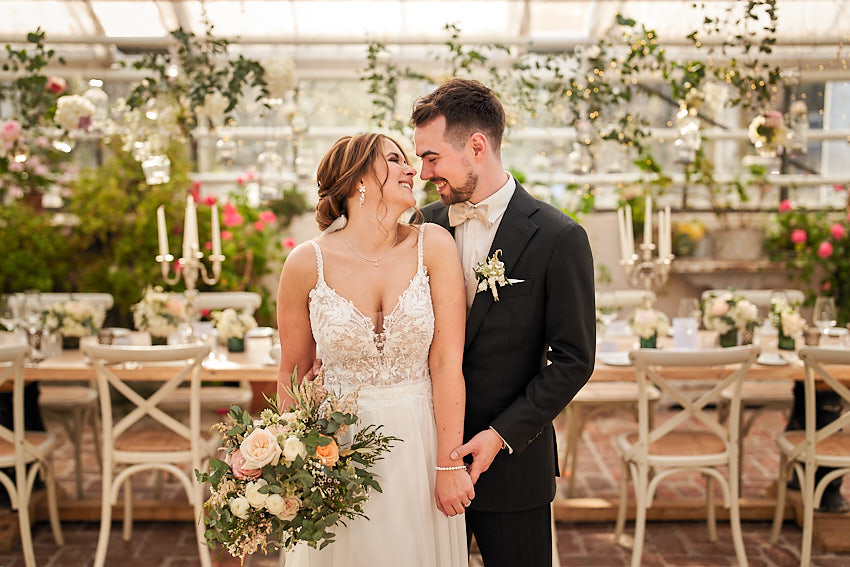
[{"xmin": 308, "ymin": 224, "xmax": 433, "ymax": 389}]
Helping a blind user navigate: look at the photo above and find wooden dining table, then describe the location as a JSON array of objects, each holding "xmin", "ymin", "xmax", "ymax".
[{"xmin": 18, "ymin": 332, "xmax": 850, "ymax": 548}]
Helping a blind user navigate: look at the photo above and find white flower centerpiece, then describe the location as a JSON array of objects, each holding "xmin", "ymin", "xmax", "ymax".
[
  {"xmin": 132, "ymin": 286, "xmax": 186, "ymax": 345},
  {"xmin": 701, "ymin": 291, "xmax": 760, "ymax": 347},
  {"xmin": 769, "ymin": 296, "xmax": 806, "ymax": 351},
  {"xmin": 41, "ymin": 300, "xmax": 106, "ymax": 349},
  {"xmin": 629, "ymin": 307, "xmax": 670, "ymax": 348},
  {"xmin": 212, "ymin": 308, "xmax": 258, "ymax": 352}
]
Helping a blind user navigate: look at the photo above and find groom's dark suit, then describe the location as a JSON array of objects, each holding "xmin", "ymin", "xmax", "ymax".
[{"xmin": 423, "ymin": 182, "xmax": 595, "ymax": 562}]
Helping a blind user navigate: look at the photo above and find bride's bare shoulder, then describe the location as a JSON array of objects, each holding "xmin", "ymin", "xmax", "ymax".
[{"xmin": 280, "ymin": 240, "xmax": 319, "ymax": 282}]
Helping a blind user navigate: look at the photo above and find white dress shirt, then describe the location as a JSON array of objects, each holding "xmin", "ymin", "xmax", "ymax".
[{"xmin": 455, "ymin": 174, "xmax": 516, "ymax": 309}]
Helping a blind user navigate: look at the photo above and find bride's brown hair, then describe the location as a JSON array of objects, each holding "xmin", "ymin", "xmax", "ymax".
[{"xmin": 315, "ymin": 133, "xmax": 420, "ymax": 231}]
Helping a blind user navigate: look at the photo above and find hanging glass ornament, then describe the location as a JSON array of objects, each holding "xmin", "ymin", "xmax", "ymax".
[
  {"xmin": 674, "ymin": 103, "xmax": 702, "ymax": 164},
  {"xmin": 255, "ymin": 140, "xmax": 284, "ymax": 202},
  {"xmin": 786, "ymin": 100, "xmax": 809, "ymax": 155},
  {"xmin": 566, "ymin": 142, "xmax": 593, "ymax": 174}
]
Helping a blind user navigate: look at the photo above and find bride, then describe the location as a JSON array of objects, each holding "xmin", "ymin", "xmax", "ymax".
[{"xmin": 276, "ymin": 133, "xmax": 472, "ymax": 566}]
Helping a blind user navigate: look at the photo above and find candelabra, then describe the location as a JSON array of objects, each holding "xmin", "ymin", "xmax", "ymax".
[
  {"xmin": 155, "ymin": 197, "xmax": 225, "ymax": 334},
  {"xmin": 617, "ymin": 196, "xmax": 675, "ymax": 308}
]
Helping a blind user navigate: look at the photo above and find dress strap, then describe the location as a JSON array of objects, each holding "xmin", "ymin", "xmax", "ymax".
[
  {"xmin": 417, "ymin": 223, "xmax": 426, "ymax": 270},
  {"xmin": 308, "ymin": 240, "xmax": 325, "ymax": 284}
]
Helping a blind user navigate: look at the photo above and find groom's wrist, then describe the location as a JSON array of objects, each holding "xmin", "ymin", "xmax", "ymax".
[{"xmin": 489, "ymin": 426, "xmax": 513, "ymax": 454}]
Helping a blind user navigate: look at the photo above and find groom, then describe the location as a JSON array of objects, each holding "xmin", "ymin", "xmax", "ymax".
[{"xmin": 413, "ymin": 79, "xmax": 596, "ymax": 566}]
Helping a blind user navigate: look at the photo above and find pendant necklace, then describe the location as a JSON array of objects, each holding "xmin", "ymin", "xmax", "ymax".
[{"xmin": 341, "ymin": 231, "xmax": 399, "ymax": 267}]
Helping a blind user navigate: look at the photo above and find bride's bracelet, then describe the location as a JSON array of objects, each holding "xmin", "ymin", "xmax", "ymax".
[{"xmin": 435, "ymin": 465, "xmax": 467, "ymax": 471}]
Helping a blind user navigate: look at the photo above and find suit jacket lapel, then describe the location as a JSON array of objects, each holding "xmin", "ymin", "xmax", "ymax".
[{"xmin": 464, "ymin": 185, "xmax": 539, "ymax": 349}]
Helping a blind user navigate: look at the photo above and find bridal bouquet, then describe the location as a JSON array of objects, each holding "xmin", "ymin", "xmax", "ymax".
[
  {"xmin": 132, "ymin": 286, "xmax": 185, "ymax": 339},
  {"xmin": 196, "ymin": 369, "xmax": 399, "ymax": 561}
]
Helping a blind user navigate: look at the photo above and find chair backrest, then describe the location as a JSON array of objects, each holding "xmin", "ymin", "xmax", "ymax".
[
  {"xmin": 628, "ymin": 346, "xmax": 760, "ymax": 458},
  {"xmin": 9, "ymin": 292, "xmax": 114, "ymax": 314},
  {"xmin": 596, "ymin": 290, "xmax": 656, "ymax": 310},
  {"xmin": 192, "ymin": 292, "xmax": 262, "ymax": 315},
  {"xmin": 700, "ymin": 289, "xmax": 804, "ymax": 309},
  {"xmin": 795, "ymin": 347, "xmax": 850, "ymax": 460},
  {"xmin": 82, "ymin": 343, "xmax": 211, "ymax": 456},
  {"xmin": 0, "ymin": 344, "xmax": 37, "ymax": 464}
]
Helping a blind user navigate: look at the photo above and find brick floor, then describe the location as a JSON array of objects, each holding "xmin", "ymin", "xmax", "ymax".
[{"xmin": 1, "ymin": 405, "xmax": 848, "ymax": 566}]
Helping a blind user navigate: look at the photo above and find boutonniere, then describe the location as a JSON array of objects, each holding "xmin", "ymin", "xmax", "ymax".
[{"xmin": 473, "ymin": 249, "xmax": 515, "ymax": 302}]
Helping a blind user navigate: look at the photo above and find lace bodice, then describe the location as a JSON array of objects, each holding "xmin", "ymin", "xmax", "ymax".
[{"xmin": 308, "ymin": 224, "xmax": 434, "ymax": 389}]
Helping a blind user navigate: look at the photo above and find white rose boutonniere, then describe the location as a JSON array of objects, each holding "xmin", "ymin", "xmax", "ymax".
[{"xmin": 473, "ymin": 249, "xmax": 523, "ymax": 302}]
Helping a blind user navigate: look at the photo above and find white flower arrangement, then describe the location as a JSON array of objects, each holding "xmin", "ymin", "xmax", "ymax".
[
  {"xmin": 629, "ymin": 307, "xmax": 670, "ymax": 340},
  {"xmin": 54, "ymin": 95, "xmax": 95, "ymax": 131},
  {"xmin": 132, "ymin": 286, "xmax": 186, "ymax": 338},
  {"xmin": 769, "ymin": 296, "xmax": 806, "ymax": 338},
  {"xmin": 40, "ymin": 300, "xmax": 105, "ymax": 337},
  {"xmin": 263, "ymin": 57, "xmax": 297, "ymax": 99},
  {"xmin": 701, "ymin": 291, "xmax": 760, "ymax": 335},
  {"xmin": 211, "ymin": 308, "xmax": 258, "ymax": 340},
  {"xmin": 473, "ymin": 249, "xmax": 511, "ymax": 302}
]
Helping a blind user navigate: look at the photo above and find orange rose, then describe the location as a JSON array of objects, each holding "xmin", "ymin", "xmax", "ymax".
[{"xmin": 316, "ymin": 436, "xmax": 339, "ymax": 467}]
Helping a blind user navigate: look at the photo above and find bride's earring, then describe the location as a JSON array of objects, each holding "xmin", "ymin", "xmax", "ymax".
[{"xmin": 358, "ymin": 182, "xmax": 366, "ymax": 207}]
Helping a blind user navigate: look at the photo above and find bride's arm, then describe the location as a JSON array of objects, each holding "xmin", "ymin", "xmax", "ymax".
[
  {"xmin": 424, "ymin": 223, "xmax": 475, "ymax": 517},
  {"xmin": 276, "ymin": 242, "xmax": 319, "ymax": 410}
]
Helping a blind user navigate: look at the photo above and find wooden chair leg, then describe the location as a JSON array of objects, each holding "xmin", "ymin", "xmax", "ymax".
[
  {"xmin": 123, "ymin": 476, "xmax": 133, "ymax": 541},
  {"xmin": 770, "ymin": 455, "xmax": 789, "ymax": 543},
  {"xmin": 630, "ymin": 466, "xmax": 649, "ymax": 567},
  {"xmin": 614, "ymin": 460, "xmax": 629, "ymax": 540},
  {"xmin": 705, "ymin": 475, "xmax": 717, "ymax": 542},
  {"xmin": 44, "ymin": 457, "xmax": 64, "ymax": 545}
]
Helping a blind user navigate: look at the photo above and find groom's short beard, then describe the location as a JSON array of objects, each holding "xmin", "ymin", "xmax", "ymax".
[{"xmin": 439, "ymin": 170, "xmax": 478, "ymax": 205}]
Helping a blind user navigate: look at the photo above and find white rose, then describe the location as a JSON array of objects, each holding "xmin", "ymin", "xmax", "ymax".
[
  {"xmin": 265, "ymin": 493, "xmax": 286, "ymax": 517},
  {"xmin": 245, "ymin": 479, "xmax": 269, "ymax": 509},
  {"xmin": 282, "ymin": 435, "xmax": 307, "ymax": 464},
  {"xmin": 229, "ymin": 497, "xmax": 251, "ymax": 519},
  {"xmin": 782, "ymin": 311, "xmax": 806, "ymax": 336},
  {"xmin": 240, "ymin": 428, "xmax": 282, "ymax": 469},
  {"xmin": 278, "ymin": 496, "xmax": 301, "ymax": 522}
]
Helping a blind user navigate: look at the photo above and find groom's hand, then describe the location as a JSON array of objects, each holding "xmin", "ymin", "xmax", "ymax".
[{"xmin": 450, "ymin": 429, "xmax": 503, "ymax": 483}]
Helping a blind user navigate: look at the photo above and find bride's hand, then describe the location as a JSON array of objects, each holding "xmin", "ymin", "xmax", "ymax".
[{"xmin": 435, "ymin": 468, "xmax": 475, "ymax": 518}]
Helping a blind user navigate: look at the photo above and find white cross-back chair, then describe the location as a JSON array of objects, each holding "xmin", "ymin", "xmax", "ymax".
[
  {"xmin": 770, "ymin": 347, "xmax": 850, "ymax": 567},
  {"xmin": 614, "ymin": 346, "xmax": 759, "ymax": 567},
  {"xmin": 706, "ymin": 289, "xmax": 803, "ymax": 493},
  {"xmin": 561, "ymin": 289, "xmax": 660, "ymax": 497},
  {"xmin": 83, "ymin": 343, "xmax": 215, "ymax": 567},
  {"xmin": 31, "ymin": 292, "xmax": 114, "ymax": 498},
  {"xmin": 0, "ymin": 344, "xmax": 63, "ymax": 566}
]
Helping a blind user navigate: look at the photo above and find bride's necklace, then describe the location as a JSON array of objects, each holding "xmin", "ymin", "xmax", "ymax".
[{"xmin": 340, "ymin": 230, "xmax": 399, "ymax": 267}]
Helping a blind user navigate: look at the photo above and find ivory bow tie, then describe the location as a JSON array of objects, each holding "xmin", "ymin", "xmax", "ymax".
[{"xmin": 448, "ymin": 201, "xmax": 490, "ymax": 228}]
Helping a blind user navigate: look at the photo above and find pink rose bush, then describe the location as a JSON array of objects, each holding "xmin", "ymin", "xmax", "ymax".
[
  {"xmin": 197, "ymin": 369, "xmax": 399, "ymax": 560},
  {"xmin": 765, "ymin": 197, "xmax": 850, "ymax": 325}
]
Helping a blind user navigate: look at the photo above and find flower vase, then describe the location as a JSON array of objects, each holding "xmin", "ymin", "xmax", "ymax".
[
  {"xmin": 151, "ymin": 335, "xmax": 168, "ymax": 346},
  {"xmin": 778, "ymin": 332, "xmax": 796, "ymax": 351},
  {"xmin": 227, "ymin": 337, "xmax": 245, "ymax": 353},
  {"xmin": 741, "ymin": 328, "xmax": 755, "ymax": 345},
  {"xmin": 719, "ymin": 329, "xmax": 738, "ymax": 348},
  {"xmin": 639, "ymin": 335, "xmax": 658, "ymax": 349},
  {"xmin": 61, "ymin": 335, "xmax": 80, "ymax": 350}
]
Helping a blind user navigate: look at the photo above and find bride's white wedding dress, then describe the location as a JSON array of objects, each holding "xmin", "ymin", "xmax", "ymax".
[{"xmin": 285, "ymin": 224, "xmax": 467, "ymax": 567}]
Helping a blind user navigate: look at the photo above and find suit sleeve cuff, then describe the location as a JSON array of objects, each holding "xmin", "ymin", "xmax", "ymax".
[{"xmin": 489, "ymin": 426, "xmax": 514, "ymax": 454}]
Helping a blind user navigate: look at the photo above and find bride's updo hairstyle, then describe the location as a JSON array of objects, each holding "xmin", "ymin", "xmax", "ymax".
[{"xmin": 316, "ymin": 133, "xmax": 406, "ymax": 231}]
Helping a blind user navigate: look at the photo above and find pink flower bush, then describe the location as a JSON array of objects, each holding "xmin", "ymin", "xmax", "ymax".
[
  {"xmin": 818, "ymin": 241, "xmax": 834, "ymax": 258},
  {"xmin": 258, "ymin": 210, "xmax": 277, "ymax": 223},
  {"xmin": 221, "ymin": 230, "xmax": 233, "ymax": 241},
  {"xmin": 204, "ymin": 195, "xmax": 217, "ymax": 206},
  {"xmin": 779, "ymin": 199, "xmax": 793, "ymax": 213},
  {"xmin": 224, "ymin": 211, "xmax": 244, "ymax": 227},
  {"xmin": 282, "ymin": 238, "xmax": 296, "ymax": 249},
  {"xmin": 253, "ymin": 221, "xmax": 265, "ymax": 231},
  {"xmin": 833, "ymin": 223, "xmax": 847, "ymax": 239},
  {"xmin": 791, "ymin": 229, "xmax": 807, "ymax": 244}
]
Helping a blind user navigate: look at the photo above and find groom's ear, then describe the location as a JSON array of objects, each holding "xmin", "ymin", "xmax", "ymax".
[{"xmin": 469, "ymin": 132, "xmax": 487, "ymax": 161}]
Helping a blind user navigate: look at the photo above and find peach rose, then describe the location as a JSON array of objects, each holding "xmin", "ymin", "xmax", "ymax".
[
  {"xmin": 316, "ymin": 436, "xmax": 340, "ymax": 467},
  {"xmin": 278, "ymin": 496, "xmax": 301, "ymax": 521},
  {"xmin": 240, "ymin": 428, "xmax": 282, "ymax": 469},
  {"xmin": 710, "ymin": 300, "xmax": 729, "ymax": 317},
  {"xmin": 228, "ymin": 449, "xmax": 262, "ymax": 480}
]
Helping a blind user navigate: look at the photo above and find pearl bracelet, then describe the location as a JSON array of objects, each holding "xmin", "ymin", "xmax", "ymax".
[{"xmin": 435, "ymin": 465, "xmax": 467, "ymax": 471}]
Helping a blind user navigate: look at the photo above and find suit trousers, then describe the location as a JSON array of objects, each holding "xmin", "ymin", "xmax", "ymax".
[{"xmin": 466, "ymin": 504, "xmax": 552, "ymax": 567}]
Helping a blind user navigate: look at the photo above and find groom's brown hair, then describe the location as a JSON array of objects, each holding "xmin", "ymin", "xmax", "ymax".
[{"xmin": 411, "ymin": 78, "xmax": 505, "ymax": 155}]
